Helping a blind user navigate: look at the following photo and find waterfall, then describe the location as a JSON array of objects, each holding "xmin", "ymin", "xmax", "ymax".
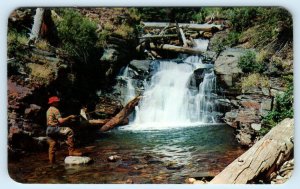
[
  {"xmin": 193, "ymin": 38, "xmax": 209, "ymax": 51},
  {"xmin": 117, "ymin": 67, "xmax": 136, "ymax": 105},
  {"xmin": 126, "ymin": 56, "xmax": 218, "ymax": 130}
]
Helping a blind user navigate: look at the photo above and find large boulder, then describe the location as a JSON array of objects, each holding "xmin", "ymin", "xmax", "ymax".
[
  {"xmin": 65, "ymin": 156, "xmax": 92, "ymax": 165},
  {"xmin": 24, "ymin": 104, "xmax": 41, "ymax": 119},
  {"xmin": 129, "ymin": 60, "xmax": 152, "ymax": 76},
  {"xmin": 214, "ymin": 48, "xmax": 246, "ymax": 87},
  {"xmin": 100, "ymin": 48, "xmax": 119, "ymax": 63}
]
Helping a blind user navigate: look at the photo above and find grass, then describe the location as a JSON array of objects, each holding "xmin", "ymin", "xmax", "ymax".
[
  {"xmin": 35, "ymin": 40, "xmax": 50, "ymax": 51},
  {"xmin": 114, "ymin": 24, "xmax": 135, "ymax": 39},
  {"xmin": 241, "ymin": 73, "xmax": 270, "ymax": 90},
  {"xmin": 8, "ymin": 31, "xmax": 28, "ymax": 45},
  {"xmin": 7, "ymin": 30, "xmax": 29, "ymax": 58}
]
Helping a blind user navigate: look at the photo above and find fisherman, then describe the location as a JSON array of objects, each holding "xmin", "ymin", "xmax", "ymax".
[{"xmin": 46, "ymin": 96, "xmax": 82, "ymax": 164}]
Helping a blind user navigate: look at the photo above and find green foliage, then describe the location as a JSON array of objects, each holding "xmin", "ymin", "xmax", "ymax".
[
  {"xmin": 7, "ymin": 30, "xmax": 28, "ymax": 58},
  {"xmin": 138, "ymin": 8, "xmax": 201, "ymax": 22},
  {"xmin": 238, "ymin": 51, "xmax": 265, "ymax": 73},
  {"xmin": 222, "ymin": 8, "xmax": 258, "ymax": 32},
  {"xmin": 241, "ymin": 73, "xmax": 269, "ymax": 90},
  {"xmin": 57, "ymin": 9, "xmax": 98, "ymax": 63},
  {"xmin": 114, "ymin": 24, "xmax": 135, "ymax": 39},
  {"xmin": 209, "ymin": 31, "xmax": 240, "ymax": 55},
  {"xmin": 260, "ymin": 76, "xmax": 293, "ymax": 136},
  {"xmin": 210, "ymin": 37, "xmax": 226, "ymax": 55}
]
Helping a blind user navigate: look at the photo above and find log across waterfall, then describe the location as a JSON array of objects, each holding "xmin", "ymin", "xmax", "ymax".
[
  {"xmin": 142, "ymin": 22, "xmax": 223, "ymax": 31},
  {"xmin": 148, "ymin": 43, "xmax": 204, "ymax": 54}
]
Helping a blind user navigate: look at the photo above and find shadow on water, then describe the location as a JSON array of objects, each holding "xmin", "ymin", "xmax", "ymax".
[{"xmin": 8, "ymin": 124, "xmax": 245, "ymax": 184}]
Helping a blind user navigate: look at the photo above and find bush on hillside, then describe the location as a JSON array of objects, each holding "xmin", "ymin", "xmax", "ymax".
[
  {"xmin": 7, "ymin": 30, "xmax": 28, "ymax": 58},
  {"xmin": 238, "ymin": 51, "xmax": 265, "ymax": 73},
  {"xmin": 260, "ymin": 75, "xmax": 293, "ymax": 135},
  {"xmin": 57, "ymin": 9, "xmax": 98, "ymax": 63}
]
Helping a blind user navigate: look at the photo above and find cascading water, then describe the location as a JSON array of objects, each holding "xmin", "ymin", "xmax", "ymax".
[
  {"xmin": 120, "ymin": 38, "xmax": 218, "ymax": 130},
  {"xmin": 193, "ymin": 38, "xmax": 209, "ymax": 52},
  {"xmin": 117, "ymin": 66, "xmax": 136, "ymax": 105},
  {"xmin": 125, "ymin": 56, "xmax": 218, "ymax": 130}
]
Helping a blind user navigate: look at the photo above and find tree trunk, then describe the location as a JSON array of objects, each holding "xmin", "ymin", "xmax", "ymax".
[
  {"xmin": 142, "ymin": 22, "xmax": 223, "ymax": 32},
  {"xmin": 149, "ymin": 43, "xmax": 203, "ymax": 54},
  {"xmin": 100, "ymin": 96, "xmax": 142, "ymax": 132},
  {"xmin": 29, "ymin": 8, "xmax": 44, "ymax": 42},
  {"xmin": 210, "ymin": 118, "xmax": 294, "ymax": 184}
]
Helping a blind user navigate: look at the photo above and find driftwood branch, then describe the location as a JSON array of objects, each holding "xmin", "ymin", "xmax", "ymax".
[
  {"xmin": 100, "ymin": 96, "xmax": 142, "ymax": 132},
  {"xmin": 210, "ymin": 118, "xmax": 294, "ymax": 184},
  {"xmin": 149, "ymin": 43, "xmax": 203, "ymax": 54},
  {"xmin": 142, "ymin": 22, "xmax": 223, "ymax": 32}
]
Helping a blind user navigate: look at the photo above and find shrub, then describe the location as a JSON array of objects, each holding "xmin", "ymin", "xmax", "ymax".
[
  {"xmin": 260, "ymin": 75, "xmax": 293, "ymax": 136},
  {"xmin": 114, "ymin": 24, "xmax": 134, "ymax": 39},
  {"xmin": 241, "ymin": 73, "xmax": 269, "ymax": 90},
  {"xmin": 222, "ymin": 8, "xmax": 258, "ymax": 32},
  {"xmin": 7, "ymin": 30, "xmax": 28, "ymax": 58},
  {"xmin": 57, "ymin": 9, "xmax": 98, "ymax": 63},
  {"xmin": 238, "ymin": 51, "xmax": 265, "ymax": 73},
  {"xmin": 139, "ymin": 8, "xmax": 201, "ymax": 22},
  {"xmin": 35, "ymin": 39, "xmax": 50, "ymax": 51},
  {"xmin": 209, "ymin": 31, "xmax": 240, "ymax": 56}
]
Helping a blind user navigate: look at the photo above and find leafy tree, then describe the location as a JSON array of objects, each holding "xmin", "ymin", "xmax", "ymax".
[{"xmin": 57, "ymin": 9, "xmax": 98, "ymax": 63}]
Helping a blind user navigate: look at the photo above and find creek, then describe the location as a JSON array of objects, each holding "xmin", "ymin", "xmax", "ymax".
[
  {"xmin": 8, "ymin": 38, "xmax": 246, "ymax": 184},
  {"xmin": 9, "ymin": 125, "xmax": 244, "ymax": 183}
]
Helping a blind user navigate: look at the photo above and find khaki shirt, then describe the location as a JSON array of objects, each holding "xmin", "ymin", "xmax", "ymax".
[{"xmin": 46, "ymin": 106, "xmax": 61, "ymax": 127}]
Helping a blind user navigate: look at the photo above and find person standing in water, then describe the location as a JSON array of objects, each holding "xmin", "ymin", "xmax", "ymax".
[{"xmin": 46, "ymin": 96, "xmax": 82, "ymax": 164}]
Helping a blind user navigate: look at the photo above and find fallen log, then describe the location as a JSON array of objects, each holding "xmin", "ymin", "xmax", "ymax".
[
  {"xmin": 100, "ymin": 96, "xmax": 142, "ymax": 132},
  {"xmin": 210, "ymin": 118, "xmax": 294, "ymax": 184},
  {"xmin": 149, "ymin": 43, "xmax": 203, "ymax": 54},
  {"xmin": 142, "ymin": 22, "xmax": 223, "ymax": 32},
  {"xmin": 138, "ymin": 34, "xmax": 178, "ymax": 39},
  {"xmin": 179, "ymin": 28, "xmax": 188, "ymax": 47}
]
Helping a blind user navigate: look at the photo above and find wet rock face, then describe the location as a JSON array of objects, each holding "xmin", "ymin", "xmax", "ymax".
[
  {"xmin": 94, "ymin": 96, "xmax": 123, "ymax": 119},
  {"xmin": 129, "ymin": 60, "xmax": 152, "ymax": 77},
  {"xmin": 214, "ymin": 48, "xmax": 247, "ymax": 88},
  {"xmin": 24, "ymin": 104, "xmax": 41, "ymax": 119},
  {"xmin": 223, "ymin": 87, "xmax": 276, "ymax": 146}
]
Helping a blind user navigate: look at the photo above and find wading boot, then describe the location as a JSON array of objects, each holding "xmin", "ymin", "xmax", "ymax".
[
  {"xmin": 48, "ymin": 138, "xmax": 57, "ymax": 164},
  {"xmin": 67, "ymin": 136, "xmax": 82, "ymax": 156}
]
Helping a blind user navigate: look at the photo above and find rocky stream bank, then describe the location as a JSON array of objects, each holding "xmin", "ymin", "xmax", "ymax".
[{"xmin": 7, "ymin": 8, "xmax": 294, "ymax": 184}]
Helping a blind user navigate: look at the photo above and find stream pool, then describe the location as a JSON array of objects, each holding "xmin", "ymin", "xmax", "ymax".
[{"xmin": 8, "ymin": 124, "xmax": 245, "ymax": 184}]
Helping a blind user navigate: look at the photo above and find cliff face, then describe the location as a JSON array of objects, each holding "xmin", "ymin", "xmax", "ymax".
[
  {"xmin": 209, "ymin": 22, "xmax": 293, "ymax": 147},
  {"xmin": 7, "ymin": 8, "xmax": 140, "ymax": 155}
]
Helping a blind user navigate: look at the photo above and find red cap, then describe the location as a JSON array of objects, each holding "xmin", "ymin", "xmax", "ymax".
[{"xmin": 48, "ymin": 96, "xmax": 60, "ymax": 104}]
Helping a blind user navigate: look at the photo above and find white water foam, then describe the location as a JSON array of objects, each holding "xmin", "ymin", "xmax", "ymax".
[
  {"xmin": 124, "ymin": 56, "xmax": 218, "ymax": 131},
  {"xmin": 193, "ymin": 38, "xmax": 209, "ymax": 52}
]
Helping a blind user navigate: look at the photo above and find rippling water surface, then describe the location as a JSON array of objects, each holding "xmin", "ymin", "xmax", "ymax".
[{"xmin": 9, "ymin": 125, "xmax": 245, "ymax": 184}]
